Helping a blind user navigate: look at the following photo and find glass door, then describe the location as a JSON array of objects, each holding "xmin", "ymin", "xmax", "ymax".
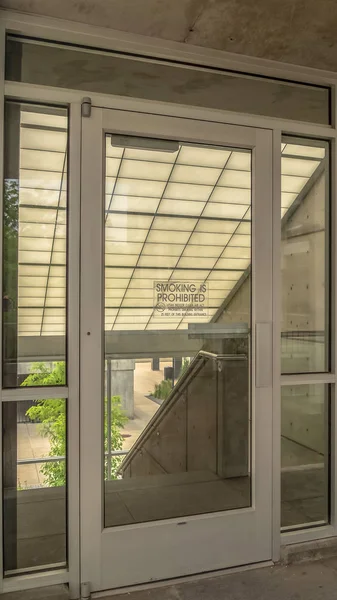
[{"xmin": 80, "ymin": 108, "xmax": 273, "ymax": 592}]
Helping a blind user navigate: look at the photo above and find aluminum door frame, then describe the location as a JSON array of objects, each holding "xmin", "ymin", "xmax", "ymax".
[{"xmin": 80, "ymin": 106, "xmax": 273, "ymax": 592}]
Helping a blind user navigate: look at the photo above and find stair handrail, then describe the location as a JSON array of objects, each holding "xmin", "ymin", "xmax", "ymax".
[{"xmin": 117, "ymin": 349, "xmax": 248, "ymax": 474}]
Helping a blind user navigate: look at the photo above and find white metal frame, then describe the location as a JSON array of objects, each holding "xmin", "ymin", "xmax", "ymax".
[
  {"xmin": 80, "ymin": 107, "xmax": 273, "ymax": 592},
  {"xmin": 0, "ymin": 6, "xmax": 335, "ymax": 597},
  {"xmin": 279, "ymin": 129, "xmax": 336, "ymax": 547},
  {"xmin": 0, "ymin": 14, "xmax": 83, "ymax": 595},
  {"xmin": 0, "ymin": 93, "xmax": 82, "ymax": 597}
]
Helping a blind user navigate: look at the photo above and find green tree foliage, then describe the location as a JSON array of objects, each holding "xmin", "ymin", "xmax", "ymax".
[
  {"xmin": 3, "ymin": 180, "xmax": 19, "ymax": 325},
  {"xmin": 152, "ymin": 358, "xmax": 191, "ymax": 402},
  {"xmin": 23, "ymin": 362, "xmax": 127, "ymax": 486},
  {"xmin": 104, "ymin": 395, "xmax": 127, "ymax": 479},
  {"xmin": 22, "ymin": 363, "xmax": 66, "ymax": 487},
  {"xmin": 180, "ymin": 357, "xmax": 190, "ymax": 377},
  {"xmin": 153, "ymin": 379, "xmax": 172, "ymax": 401}
]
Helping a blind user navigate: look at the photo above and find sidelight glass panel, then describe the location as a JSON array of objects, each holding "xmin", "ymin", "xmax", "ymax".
[
  {"xmin": 103, "ymin": 135, "xmax": 252, "ymax": 527},
  {"xmin": 281, "ymin": 385, "xmax": 329, "ymax": 530},
  {"xmin": 2, "ymin": 102, "xmax": 68, "ymax": 387},
  {"xmin": 2, "ymin": 398, "xmax": 67, "ymax": 575},
  {"xmin": 6, "ymin": 37, "xmax": 330, "ymax": 125},
  {"xmin": 281, "ymin": 138, "xmax": 329, "ymax": 374}
]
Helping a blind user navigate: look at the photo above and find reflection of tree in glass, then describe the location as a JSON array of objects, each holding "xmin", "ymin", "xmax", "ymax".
[
  {"xmin": 152, "ymin": 358, "xmax": 191, "ymax": 401},
  {"xmin": 104, "ymin": 395, "xmax": 127, "ymax": 480},
  {"xmin": 4, "ymin": 181, "xmax": 127, "ymax": 484},
  {"xmin": 3, "ymin": 179, "xmax": 19, "ymax": 391},
  {"xmin": 23, "ymin": 363, "xmax": 67, "ymax": 487},
  {"xmin": 3, "ymin": 180, "xmax": 19, "ymax": 320},
  {"xmin": 4, "ymin": 180, "xmax": 19, "ymax": 236},
  {"xmin": 23, "ymin": 362, "xmax": 127, "ymax": 486}
]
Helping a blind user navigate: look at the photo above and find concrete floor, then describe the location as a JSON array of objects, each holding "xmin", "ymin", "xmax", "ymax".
[
  {"xmin": 107, "ymin": 559, "xmax": 337, "ymax": 600},
  {"xmin": 105, "ymin": 472, "xmax": 250, "ymax": 526},
  {"xmin": 4, "ymin": 558, "xmax": 337, "ymax": 599}
]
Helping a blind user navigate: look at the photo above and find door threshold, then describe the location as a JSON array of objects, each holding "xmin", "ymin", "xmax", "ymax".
[{"xmin": 92, "ymin": 560, "xmax": 274, "ymax": 598}]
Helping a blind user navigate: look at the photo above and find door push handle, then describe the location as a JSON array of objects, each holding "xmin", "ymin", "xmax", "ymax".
[{"xmin": 255, "ymin": 322, "xmax": 273, "ymax": 388}]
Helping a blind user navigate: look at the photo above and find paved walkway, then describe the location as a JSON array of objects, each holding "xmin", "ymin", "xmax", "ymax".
[
  {"xmin": 17, "ymin": 423, "xmax": 50, "ymax": 488},
  {"xmin": 4, "ymin": 558, "xmax": 337, "ymax": 599},
  {"xmin": 107, "ymin": 558, "xmax": 337, "ymax": 600}
]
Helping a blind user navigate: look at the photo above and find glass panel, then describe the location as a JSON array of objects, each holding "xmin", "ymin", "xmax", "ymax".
[
  {"xmin": 6, "ymin": 37, "xmax": 330, "ymax": 125},
  {"xmin": 2, "ymin": 102, "xmax": 68, "ymax": 387},
  {"xmin": 281, "ymin": 138, "xmax": 329, "ymax": 374},
  {"xmin": 3, "ymin": 397, "xmax": 67, "ymax": 574},
  {"xmin": 104, "ymin": 136, "xmax": 252, "ymax": 527},
  {"xmin": 281, "ymin": 384, "xmax": 329, "ymax": 530}
]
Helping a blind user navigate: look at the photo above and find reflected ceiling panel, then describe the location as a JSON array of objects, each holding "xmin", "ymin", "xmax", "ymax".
[
  {"xmin": 102, "ymin": 136, "xmax": 325, "ymax": 332},
  {"xmin": 17, "ymin": 109, "xmax": 67, "ymax": 337},
  {"xmin": 104, "ymin": 137, "xmax": 252, "ymax": 331},
  {"xmin": 16, "ymin": 123, "xmax": 325, "ymax": 338},
  {"xmin": 281, "ymin": 142, "xmax": 325, "ymax": 213}
]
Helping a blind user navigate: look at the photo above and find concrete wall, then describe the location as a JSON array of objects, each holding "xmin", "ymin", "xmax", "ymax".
[
  {"xmin": 281, "ymin": 384, "xmax": 327, "ymax": 455},
  {"xmin": 211, "ymin": 174, "xmax": 327, "ymax": 456},
  {"xmin": 5, "ymin": 39, "xmax": 326, "ymax": 124},
  {"xmin": 2, "ymin": 0, "xmax": 337, "ymax": 73},
  {"xmin": 218, "ymin": 278, "xmax": 250, "ymax": 328},
  {"xmin": 280, "ymin": 174, "xmax": 327, "ymax": 453},
  {"xmin": 121, "ymin": 355, "xmax": 249, "ymax": 479},
  {"xmin": 219, "ymin": 174, "xmax": 326, "ymax": 339},
  {"xmin": 219, "ymin": 173, "xmax": 327, "ymax": 456},
  {"xmin": 282, "ymin": 175, "xmax": 326, "ymax": 335}
]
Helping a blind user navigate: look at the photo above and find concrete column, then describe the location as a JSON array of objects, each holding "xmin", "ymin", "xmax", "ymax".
[
  {"xmin": 110, "ymin": 359, "xmax": 136, "ymax": 419},
  {"xmin": 151, "ymin": 358, "xmax": 160, "ymax": 371},
  {"xmin": 173, "ymin": 357, "xmax": 182, "ymax": 380}
]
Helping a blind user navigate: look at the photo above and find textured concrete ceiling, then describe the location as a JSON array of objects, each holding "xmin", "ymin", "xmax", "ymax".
[{"xmin": 1, "ymin": 0, "xmax": 337, "ymax": 72}]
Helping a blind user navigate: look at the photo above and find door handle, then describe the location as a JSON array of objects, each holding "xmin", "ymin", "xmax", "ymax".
[{"xmin": 255, "ymin": 322, "xmax": 273, "ymax": 388}]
